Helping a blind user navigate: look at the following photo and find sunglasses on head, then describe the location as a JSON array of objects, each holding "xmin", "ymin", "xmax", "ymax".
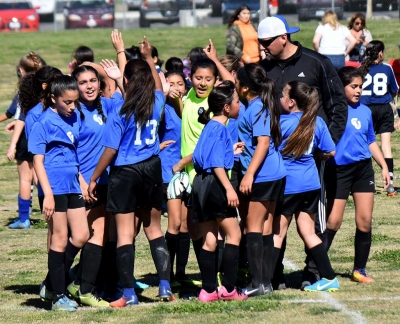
[{"xmin": 258, "ymin": 35, "xmax": 279, "ymax": 48}]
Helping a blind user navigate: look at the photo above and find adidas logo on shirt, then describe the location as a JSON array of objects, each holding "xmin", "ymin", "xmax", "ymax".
[{"xmin": 298, "ymin": 72, "xmax": 305, "ymax": 77}]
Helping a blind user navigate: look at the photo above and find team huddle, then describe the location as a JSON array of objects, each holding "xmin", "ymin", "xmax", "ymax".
[{"xmin": 6, "ymin": 15, "xmax": 399, "ymax": 312}]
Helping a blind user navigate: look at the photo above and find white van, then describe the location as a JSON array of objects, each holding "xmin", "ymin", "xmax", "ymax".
[{"xmin": 31, "ymin": 0, "xmax": 56, "ymax": 22}]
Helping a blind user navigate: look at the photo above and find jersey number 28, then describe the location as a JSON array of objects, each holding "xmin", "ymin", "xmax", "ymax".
[{"xmin": 362, "ymin": 73, "xmax": 388, "ymax": 96}]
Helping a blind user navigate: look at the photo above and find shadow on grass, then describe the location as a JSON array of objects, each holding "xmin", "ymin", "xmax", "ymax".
[{"xmin": 4, "ymin": 284, "xmax": 51, "ymax": 310}]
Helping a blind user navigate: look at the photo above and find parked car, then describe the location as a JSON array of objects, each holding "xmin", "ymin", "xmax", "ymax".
[
  {"xmin": 64, "ymin": 0, "xmax": 114, "ymax": 29},
  {"xmin": 278, "ymin": 0, "xmax": 297, "ymax": 14},
  {"xmin": 344, "ymin": 0, "xmax": 398, "ymax": 11},
  {"xmin": 222, "ymin": 0, "xmax": 278, "ymax": 25},
  {"xmin": 31, "ymin": 0, "xmax": 56, "ymax": 22},
  {"xmin": 125, "ymin": 0, "xmax": 143, "ymax": 11},
  {"xmin": 139, "ymin": 0, "xmax": 191, "ymax": 28},
  {"xmin": 210, "ymin": 0, "xmax": 222, "ymax": 16},
  {"xmin": 297, "ymin": 0, "xmax": 343, "ymax": 21},
  {"xmin": 0, "ymin": 1, "xmax": 39, "ymax": 32}
]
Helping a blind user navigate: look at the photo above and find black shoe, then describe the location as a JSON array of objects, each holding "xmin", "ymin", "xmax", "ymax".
[
  {"xmin": 243, "ymin": 283, "xmax": 265, "ymax": 297},
  {"xmin": 264, "ymin": 283, "xmax": 273, "ymax": 295}
]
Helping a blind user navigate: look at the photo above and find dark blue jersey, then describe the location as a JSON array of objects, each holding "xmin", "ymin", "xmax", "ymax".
[
  {"xmin": 6, "ymin": 95, "xmax": 18, "ymax": 119},
  {"xmin": 238, "ymin": 97, "xmax": 286, "ymax": 183},
  {"xmin": 158, "ymin": 103, "xmax": 181, "ymax": 183},
  {"xmin": 101, "ymin": 90, "xmax": 165, "ymax": 166},
  {"xmin": 360, "ymin": 63, "xmax": 399, "ymax": 105},
  {"xmin": 279, "ymin": 113, "xmax": 335, "ymax": 194},
  {"xmin": 28, "ymin": 108, "xmax": 81, "ymax": 195},
  {"xmin": 330, "ymin": 103, "xmax": 375, "ymax": 165},
  {"xmin": 193, "ymin": 120, "xmax": 234, "ymax": 174}
]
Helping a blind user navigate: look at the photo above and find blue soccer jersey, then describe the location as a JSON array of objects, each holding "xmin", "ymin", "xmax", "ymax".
[
  {"xmin": 360, "ymin": 62, "xmax": 399, "ymax": 105},
  {"xmin": 193, "ymin": 120, "xmax": 234, "ymax": 174},
  {"xmin": 227, "ymin": 102, "xmax": 245, "ymax": 162},
  {"xmin": 101, "ymin": 90, "xmax": 165, "ymax": 166},
  {"xmin": 78, "ymin": 97, "xmax": 117, "ymax": 185},
  {"xmin": 28, "ymin": 108, "xmax": 81, "ymax": 195},
  {"xmin": 158, "ymin": 103, "xmax": 182, "ymax": 183},
  {"xmin": 24, "ymin": 102, "xmax": 43, "ymax": 138},
  {"xmin": 279, "ymin": 113, "xmax": 335, "ymax": 194},
  {"xmin": 330, "ymin": 102, "xmax": 375, "ymax": 166},
  {"xmin": 238, "ymin": 97, "xmax": 286, "ymax": 183}
]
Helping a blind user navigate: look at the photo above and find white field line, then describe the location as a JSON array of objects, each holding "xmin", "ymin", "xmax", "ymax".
[{"xmin": 283, "ymin": 258, "xmax": 367, "ymax": 324}]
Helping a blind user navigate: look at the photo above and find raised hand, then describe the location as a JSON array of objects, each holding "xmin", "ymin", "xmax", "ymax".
[
  {"xmin": 111, "ymin": 29, "xmax": 125, "ymax": 53},
  {"xmin": 100, "ymin": 59, "xmax": 122, "ymax": 81}
]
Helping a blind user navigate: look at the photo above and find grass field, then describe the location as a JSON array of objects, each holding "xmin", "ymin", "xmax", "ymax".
[{"xmin": 1, "ymin": 20, "xmax": 400, "ymax": 323}]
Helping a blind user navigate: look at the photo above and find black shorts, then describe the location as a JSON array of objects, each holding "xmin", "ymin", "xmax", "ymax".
[
  {"xmin": 368, "ymin": 103, "xmax": 394, "ymax": 134},
  {"xmin": 85, "ymin": 184, "xmax": 108, "ymax": 211},
  {"xmin": 230, "ymin": 160, "xmax": 241, "ymax": 193},
  {"xmin": 325, "ymin": 159, "xmax": 375, "ymax": 200},
  {"xmin": 191, "ymin": 173, "xmax": 237, "ymax": 223},
  {"xmin": 15, "ymin": 130, "xmax": 33, "ymax": 162},
  {"xmin": 107, "ymin": 156, "xmax": 163, "ymax": 213},
  {"xmin": 39, "ymin": 193, "xmax": 85, "ymax": 213},
  {"xmin": 244, "ymin": 177, "xmax": 286, "ymax": 202},
  {"xmin": 276, "ymin": 189, "xmax": 320, "ymax": 217}
]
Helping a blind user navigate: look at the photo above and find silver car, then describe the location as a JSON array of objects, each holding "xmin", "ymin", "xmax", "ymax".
[
  {"xmin": 139, "ymin": 0, "xmax": 191, "ymax": 28},
  {"xmin": 125, "ymin": 0, "xmax": 142, "ymax": 11}
]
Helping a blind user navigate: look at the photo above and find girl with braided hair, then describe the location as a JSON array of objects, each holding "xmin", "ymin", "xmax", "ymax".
[
  {"xmin": 359, "ymin": 40, "xmax": 399, "ymax": 196},
  {"xmin": 7, "ymin": 51, "xmax": 44, "ymax": 229}
]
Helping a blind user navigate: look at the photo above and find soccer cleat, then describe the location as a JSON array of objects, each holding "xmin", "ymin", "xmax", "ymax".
[
  {"xmin": 387, "ymin": 185, "xmax": 397, "ymax": 197},
  {"xmin": 159, "ymin": 281, "xmax": 174, "ymax": 301},
  {"xmin": 198, "ymin": 289, "xmax": 219, "ymax": 302},
  {"xmin": 300, "ymin": 268, "xmax": 319, "ymax": 290},
  {"xmin": 352, "ymin": 268, "xmax": 375, "ymax": 283},
  {"xmin": 175, "ymin": 273, "xmax": 202, "ymax": 287},
  {"xmin": 109, "ymin": 295, "xmax": 139, "ymax": 308},
  {"xmin": 217, "ymin": 272, "xmax": 223, "ymax": 287},
  {"xmin": 133, "ymin": 277, "xmax": 150, "ymax": 290},
  {"xmin": 264, "ymin": 283, "xmax": 273, "ymax": 295},
  {"xmin": 303, "ymin": 277, "xmax": 340, "ymax": 292},
  {"xmin": 39, "ymin": 281, "xmax": 53, "ymax": 301},
  {"xmin": 66, "ymin": 282, "xmax": 80, "ymax": 302},
  {"xmin": 218, "ymin": 286, "xmax": 248, "ymax": 301},
  {"xmin": 52, "ymin": 295, "xmax": 77, "ymax": 312},
  {"xmin": 8, "ymin": 219, "xmax": 30, "ymax": 229},
  {"xmin": 242, "ymin": 284, "xmax": 265, "ymax": 297},
  {"xmin": 79, "ymin": 290, "xmax": 109, "ymax": 307}
]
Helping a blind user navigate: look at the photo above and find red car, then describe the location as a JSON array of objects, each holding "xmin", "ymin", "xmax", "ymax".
[
  {"xmin": 64, "ymin": 0, "xmax": 114, "ymax": 29},
  {"xmin": 0, "ymin": 1, "xmax": 39, "ymax": 32}
]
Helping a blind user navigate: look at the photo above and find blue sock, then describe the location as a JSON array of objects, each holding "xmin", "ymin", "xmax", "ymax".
[
  {"xmin": 18, "ymin": 195, "xmax": 30, "ymax": 222},
  {"xmin": 123, "ymin": 287, "xmax": 135, "ymax": 298},
  {"xmin": 160, "ymin": 279, "xmax": 170, "ymax": 287}
]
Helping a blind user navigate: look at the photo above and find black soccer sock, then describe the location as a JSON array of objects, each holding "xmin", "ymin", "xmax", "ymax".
[
  {"xmin": 79, "ymin": 243, "xmax": 103, "ymax": 294},
  {"xmin": 271, "ymin": 247, "xmax": 281, "ymax": 278},
  {"xmin": 199, "ymin": 248, "xmax": 217, "ymax": 293},
  {"xmin": 246, "ymin": 232, "xmax": 263, "ymax": 287},
  {"xmin": 48, "ymin": 249, "xmax": 65, "ymax": 298},
  {"xmin": 310, "ymin": 243, "xmax": 335, "ymax": 280},
  {"xmin": 176, "ymin": 232, "xmax": 190, "ymax": 276},
  {"xmin": 238, "ymin": 233, "xmax": 247, "ymax": 268},
  {"xmin": 273, "ymin": 237, "xmax": 286, "ymax": 282},
  {"xmin": 116, "ymin": 244, "xmax": 134, "ymax": 289},
  {"xmin": 64, "ymin": 240, "xmax": 81, "ymax": 288},
  {"xmin": 149, "ymin": 236, "xmax": 171, "ymax": 281},
  {"xmin": 165, "ymin": 232, "xmax": 179, "ymax": 278},
  {"xmin": 354, "ymin": 228, "xmax": 372, "ymax": 269},
  {"xmin": 216, "ymin": 239, "xmax": 225, "ymax": 273},
  {"xmin": 221, "ymin": 244, "xmax": 239, "ymax": 293},
  {"xmin": 262, "ymin": 234, "xmax": 274, "ymax": 286},
  {"xmin": 101, "ymin": 241, "xmax": 119, "ymax": 291},
  {"xmin": 325, "ymin": 228, "xmax": 337, "ymax": 252},
  {"xmin": 385, "ymin": 158, "xmax": 394, "ymax": 185}
]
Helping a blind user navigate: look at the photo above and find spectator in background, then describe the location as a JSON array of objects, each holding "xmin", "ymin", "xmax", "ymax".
[
  {"xmin": 347, "ymin": 12, "xmax": 373, "ymax": 64},
  {"xmin": 313, "ymin": 10, "xmax": 357, "ymax": 70},
  {"xmin": 226, "ymin": 5, "xmax": 260, "ymax": 64}
]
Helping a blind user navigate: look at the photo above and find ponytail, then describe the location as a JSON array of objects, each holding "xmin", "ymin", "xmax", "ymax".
[
  {"xmin": 197, "ymin": 107, "xmax": 212, "ymax": 125},
  {"xmin": 281, "ymin": 82, "xmax": 319, "ymax": 158},
  {"xmin": 359, "ymin": 40, "xmax": 385, "ymax": 77}
]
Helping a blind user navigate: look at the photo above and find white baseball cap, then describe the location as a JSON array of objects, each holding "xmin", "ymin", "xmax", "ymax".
[{"xmin": 258, "ymin": 15, "xmax": 300, "ymax": 39}]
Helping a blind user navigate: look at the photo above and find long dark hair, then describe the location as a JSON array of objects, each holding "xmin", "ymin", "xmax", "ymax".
[
  {"xmin": 19, "ymin": 66, "xmax": 62, "ymax": 116},
  {"xmin": 71, "ymin": 45, "xmax": 94, "ymax": 70},
  {"xmin": 281, "ymin": 81, "xmax": 319, "ymax": 158},
  {"xmin": 359, "ymin": 40, "xmax": 385, "ymax": 77},
  {"xmin": 348, "ymin": 12, "xmax": 366, "ymax": 30},
  {"xmin": 45, "ymin": 75, "xmax": 84, "ymax": 119},
  {"xmin": 236, "ymin": 64, "xmax": 281, "ymax": 148},
  {"xmin": 121, "ymin": 59, "xmax": 155, "ymax": 126},
  {"xmin": 71, "ymin": 65, "xmax": 106, "ymax": 123},
  {"xmin": 198, "ymin": 80, "xmax": 236, "ymax": 125},
  {"xmin": 338, "ymin": 66, "xmax": 364, "ymax": 87},
  {"xmin": 227, "ymin": 5, "xmax": 251, "ymax": 28}
]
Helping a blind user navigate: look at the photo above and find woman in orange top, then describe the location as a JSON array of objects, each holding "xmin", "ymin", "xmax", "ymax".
[{"xmin": 226, "ymin": 5, "xmax": 260, "ymax": 64}]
